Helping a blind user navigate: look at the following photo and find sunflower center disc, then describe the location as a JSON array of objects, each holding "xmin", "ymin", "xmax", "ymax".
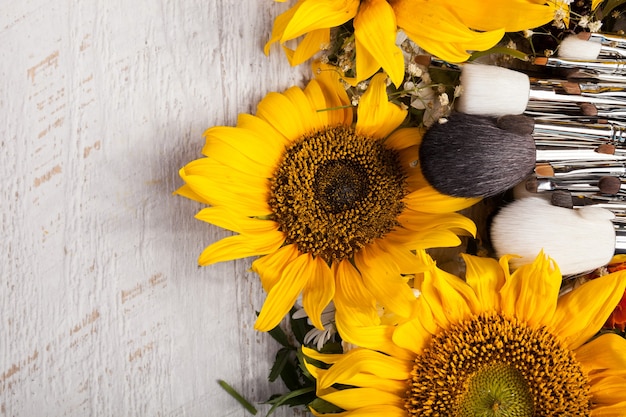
[
  {"xmin": 458, "ymin": 364, "xmax": 533, "ymax": 417},
  {"xmin": 269, "ymin": 126, "xmax": 407, "ymax": 262},
  {"xmin": 405, "ymin": 313, "xmax": 592, "ymax": 416},
  {"xmin": 314, "ymin": 160, "xmax": 369, "ymax": 214}
]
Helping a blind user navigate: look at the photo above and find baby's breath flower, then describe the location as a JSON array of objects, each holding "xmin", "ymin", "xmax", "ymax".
[
  {"xmin": 523, "ymin": 29, "xmax": 534, "ymax": 38},
  {"xmin": 588, "ymin": 20, "xmax": 602, "ymax": 32},
  {"xmin": 351, "ymin": 95, "xmax": 360, "ymax": 106},
  {"xmin": 579, "ymin": 15, "xmax": 590, "ymax": 28},
  {"xmin": 357, "ymin": 81, "xmax": 369, "ymax": 91},
  {"xmin": 403, "ymin": 81, "xmax": 416, "ymax": 91},
  {"xmin": 454, "ymin": 85, "xmax": 463, "ymax": 98},
  {"xmin": 407, "ymin": 62, "xmax": 423, "ymax": 77},
  {"xmin": 439, "ymin": 93, "xmax": 450, "ymax": 107}
]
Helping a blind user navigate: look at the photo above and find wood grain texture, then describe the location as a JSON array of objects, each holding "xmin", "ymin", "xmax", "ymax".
[{"xmin": 0, "ymin": 1, "xmax": 309, "ymax": 416}]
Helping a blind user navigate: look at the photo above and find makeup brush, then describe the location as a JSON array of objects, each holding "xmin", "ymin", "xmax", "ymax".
[
  {"xmin": 534, "ymin": 56, "xmax": 626, "ymax": 75},
  {"xmin": 536, "ymin": 161, "xmax": 626, "ymax": 177},
  {"xmin": 580, "ymin": 32, "xmax": 626, "ymax": 49},
  {"xmin": 525, "ymin": 175, "xmax": 622, "ymax": 195},
  {"xmin": 490, "ymin": 197, "xmax": 616, "ymax": 276},
  {"xmin": 456, "ymin": 64, "xmax": 626, "ymax": 117},
  {"xmin": 419, "ymin": 112, "xmax": 536, "ymax": 198},
  {"xmin": 558, "ymin": 34, "xmax": 626, "ymax": 60}
]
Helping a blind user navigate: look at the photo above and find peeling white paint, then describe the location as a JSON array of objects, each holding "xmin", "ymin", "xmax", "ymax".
[{"xmin": 0, "ymin": 1, "xmax": 306, "ymax": 415}]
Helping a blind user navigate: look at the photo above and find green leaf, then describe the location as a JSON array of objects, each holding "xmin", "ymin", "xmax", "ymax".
[
  {"xmin": 265, "ymin": 387, "xmax": 315, "ymax": 416},
  {"xmin": 468, "ymin": 47, "xmax": 528, "ymax": 62},
  {"xmin": 267, "ymin": 322, "xmax": 291, "ymax": 348},
  {"xmin": 308, "ymin": 398, "xmax": 345, "ymax": 414},
  {"xmin": 217, "ymin": 380, "xmax": 258, "ymax": 415},
  {"xmin": 289, "ymin": 308, "xmax": 310, "ymax": 345},
  {"xmin": 268, "ymin": 348, "xmax": 291, "ymax": 383}
]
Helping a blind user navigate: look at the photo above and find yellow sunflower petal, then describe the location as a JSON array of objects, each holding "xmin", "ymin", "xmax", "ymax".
[
  {"xmin": 551, "ymin": 270, "xmax": 626, "ymax": 349},
  {"xmin": 310, "ymin": 404, "xmax": 407, "ymax": 417},
  {"xmin": 282, "ymin": 28, "xmax": 331, "ymax": 66},
  {"xmin": 235, "ymin": 113, "xmax": 289, "ymax": 149},
  {"xmin": 333, "ymin": 260, "xmax": 379, "ymax": 326},
  {"xmin": 355, "ymin": 73, "xmax": 407, "ymax": 139},
  {"xmin": 264, "ymin": 0, "xmax": 305, "ymax": 55},
  {"xmin": 302, "ymin": 256, "xmax": 335, "ymax": 330},
  {"xmin": 315, "ymin": 348, "xmax": 410, "ymax": 390},
  {"xmin": 335, "ymin": 319, "xmax": 414, "ymax": 361},
  {"xmin": 353, "ymin": 243, "xmax": 416, "ymax": 318},
  {"xmin": 590, "ymin": 401, "xmax": 626, "ymax": 416},
  {"xmin": 462, "ymin": 253, "xmax": 505, "ymax": 312},
  {"xmin": 592, "ymin": 0, "xmax": 603, "ymax": 10},
  {"xmin": 254, "ymin": 252, "xmax": 313, "ymax": 331},
  {"xmin": 353, "ymin": 0, "xmax": 404, "ymax": 87},
  {"xmin": 420, "ymin": 266, "xmax": 475, "ymax": 327},
  {"xmin": 282, "ymin": 0, "xmax": 359, "ymax": 40},
  {"xmin": 392, "ymin": 0, "xmax": 506, "ymax": 62},
  {"xmin": 197, "ymin": 229, "xmax": 285, "ymax": 266},
  {"xmin": 282, "ymin": 85, "xmax": 325, "ymax": 134},
  {"xmin": 174, "ymin": 184, "xmax": 209, "ymax": 204},
  {"xmin": 179, "ymin": 171, "xmax": 271, "ymax": 216},
  {"xmin": 589, "ymin": 374, "xmax": 626, "ymax": 405},
  {"xmin": 251, "ymin": 243, "xmax": 300, "ymax": 292},
  {"xmin": 256, "ymin": 90, "xmax": 312, "ymax": 141},
  {"xmin": 576, "ymin": 333, "xmax": 626, "ymax": 373},
  {"xmin": 319, "ymin": 387, "xmax": 404, "ymax": 411},
  {"xmin": 499, "ymin": 252, "xmax": 561, "ymax": 327},
  {"xmin": 450, "ymin": 0, "xmax": 556, "ymax": 32},
  {"xmin": 195, "ymin": 207, "xmax": 279, "ymax": 234},
  {"xmin": 384, "ymin": 127, "xmax": 423, "ymax": 150},
  {"xmin": 404, "ymin": 186, "xmax": 479, "ymax": 214},
  {"xmin": 391, "ymin": 313, "xmax": 433, "ymax": 355},
  {"xmin": 312, "ymin": 60, "xmax": 354, "ymax": 125}
]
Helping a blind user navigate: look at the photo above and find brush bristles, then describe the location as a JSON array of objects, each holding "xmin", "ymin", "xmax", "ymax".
[
  {"xmin": 455, "ymin": 64, "xmax": 530, "ymax": 116},
  {"xmin": 599, "ymin": 176, "xmax": 622, "ymax": 194},
  {"xmin": 558, "ymin": 35, "xmax": 602, "ymax": 60},
  {"xmin": 419, "ymin": 113, "xmax": 536, "ymax": 198},
  {"xmin": 490, "ymin": 197, "xmax": 615, "ymax": 275}
]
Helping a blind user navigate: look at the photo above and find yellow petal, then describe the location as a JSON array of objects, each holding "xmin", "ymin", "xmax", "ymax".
[
  {"xmin": 355, "ymin": 73, "xmax": 406, "ymax": 138},
  {"xmin": 353, "ymin": 0, "xmax": 404, "ymax": 87},
  {"xmin": 591, "ymin": 402, "xmax": 626, "ymax": 417},
  {"xmin": 404, "ymin": 186, "xmax": 479, "ymax": 213},
  {"xmin": 391, "ymin": 314, "xmax": 433, "ymax": 355},
  {"xmin": 354, "ymin": 243, "xmax": 416, "ymax": 318},
  {"xmin": 335, "ymin": 319, "xmax": 413, "ymax": 361},
  {"xmin": 499, "ymin": 252, "xmax": 561, "ymax": 327},
  {"xmin": 316, "ymin": 348, "xmax": 410, "ymax": 390},
  {"xmin": 302, "ymin": 256, "xmax": 335, "ymax": 330},
  {"xmin": 283, "ymin": 28, "xmax": 330, "ymax": 66},
  {"xmin": 551, "ymin": 270, "xmax": 626, "ymax": 349},
  {"xmin": 256, "ymin": 90, "xmax": 311, "ymax": 141},
  {"xmin": 462, "ymin": 253, "xmax": 505, "ymax": 312},
  {"xmin": 589, "ymin": 374, "xmax": 626, "ymax": 405},
  {"xmin": 333, "ymin": 260, "xmax": 379, "ymax": 326},
  {"xmin": 319, "ymin": 387, "xmax": 404, "ymax": 411},
  {"xmin": 384, "ymin": 127, "xmax": 423, "ymax": 150},
  {"xmin": 450, "ymin": 0, "xmax": 556, "ymax": 32},
  {"xmin": 251, "ymin": 244, "xmax": 300, "ymax": 292},
  {"xmin": 311, "ymin": 404, "xmax": 407, "ymax": 417},
  {"xmin": 393, "ymin": 0, "xmax": 505, "ymax": 62},
  {"xmin": 576, "ymin": 333, "xmax": 626, "ymax": 373},
  {"xmin": 195, "ymin": 207, "xmax": 279, "ymax": 234},
  {"xmin": 174, "ymin": 184, "xmax": 209, "ymax": 204},
  {"xmin": 197, "ymin": 229, "xmax": 285, "ymax": 266},
  {"xmin": 420, "ymin": 267, "xmax": 475, "ymax": 327},
  {"xmin": 282, "ymin": 0, "xmax": 359, "ymax": 41},
  {"xmin": 264, "ymin": 0, "xmax": 305, "ymax": 55},
  {"xmin": 312, "ymin": 60, "xmax": 354, "ymax": 125},
  {"xmin": 255, "ymin": 252, "xmax": 315, "ymax": 331},
  {"xmin": 592, "ymin": 0, "xmax": 603, "ymax": 10},
  {"xmin": 304, "ymin": 79, "xmax": 333, "ymax": 127}
]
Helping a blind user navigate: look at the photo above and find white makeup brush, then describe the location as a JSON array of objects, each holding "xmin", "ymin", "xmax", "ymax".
[
  {"xmin": 490, "ymin": 197, "xmax": 616, "ymax": 276},
  {"xmin": 456, "ymin": 64, "xmax": 626, "ymax": 117},
  {"xmin": 558, "ymin": 34, "xmax": 626, "ymax": 60}
]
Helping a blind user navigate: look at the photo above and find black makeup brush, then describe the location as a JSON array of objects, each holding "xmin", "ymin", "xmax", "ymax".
[
  {"xmin": 490, "ymin": 197, "xmax": 616, "ymax": 276},
  {"xmin": 419, "ymin": 113, "xmax": 536, "ymax": 198}
]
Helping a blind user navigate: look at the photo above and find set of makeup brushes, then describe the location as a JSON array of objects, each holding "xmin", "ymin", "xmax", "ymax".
[{"xmin": 418, "ymin": 33, "xmax": 626, "ymax": 276}]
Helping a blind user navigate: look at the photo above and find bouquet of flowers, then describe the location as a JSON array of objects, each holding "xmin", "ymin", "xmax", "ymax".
[{"xmin": 177, "ymin": 0, "xmax": 626, "ymax": 415}]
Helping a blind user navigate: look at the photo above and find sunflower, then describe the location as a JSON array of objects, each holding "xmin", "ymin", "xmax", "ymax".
[
  {"xmin": 265, "ymin": 0, "xmax": 563, "ymax": 86},
  {"xmin": 176, "ymin": 62, "xmax": 477, "ymax": 332},
  {"xmin": 304, "ymin": 252, "xmax": 626, "ymax": 416}
]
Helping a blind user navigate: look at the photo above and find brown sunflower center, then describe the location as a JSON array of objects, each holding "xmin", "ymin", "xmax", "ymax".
[
  {"xmin": 405, "ymin": 312, "xmax": 591, "ymax": 416},
  {"xmin": 269, "ymin": 126, "xmax": 407, "ymax": 262}
]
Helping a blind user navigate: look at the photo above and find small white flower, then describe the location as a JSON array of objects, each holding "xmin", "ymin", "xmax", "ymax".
[
  {"xmin": 523, "ymin": 29, "xmax": 534, "ymax": 38},
  {"xmin": 588, "ymin": 20, "xmax": 603, "ymax": 32},
  {"xmin": 438, "ymin": 93, "xmax": 450, "ymax": 107},
  {"xmin": 403, "ymin": 81, "xmax": 416, "ymax": 91},
  {"xmin": 454, "ymin": 85, "xmax": 463, "ymax": 98},
  {"xmin": 357, "ymin": 81, "xmax": 369, "ymax": 91},
  {"xmin": 292, "ymin": 302, "xmax": 337, "ymax": 350},
  {"xmin": 351, "ymin": 95, "xmax": 361, "ymax": 106},
  {"xmin": 579, "ymin": 15, "xmax": 590, "ymax": 28},
  {"xmin": 407, "ymin": 62, "xmax": 423, "ymax": 77}
]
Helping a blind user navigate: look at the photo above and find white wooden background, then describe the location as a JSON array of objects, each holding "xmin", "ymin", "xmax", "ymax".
[{"xmin": 1, "ymin": 1, "xmax": 308, "ymax": 416}]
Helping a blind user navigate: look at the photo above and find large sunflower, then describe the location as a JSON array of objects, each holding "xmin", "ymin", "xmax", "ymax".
[
  {"xmin": 265, "ymin": 0, "xmax": 563, "ymax": 86},
  {"xmin": 304, "ymin": 252, "xmax": 626, "ymax": 416},
  {"xmin": 176, "ymin": 62, "xmax": 477, "ymax": 332}
]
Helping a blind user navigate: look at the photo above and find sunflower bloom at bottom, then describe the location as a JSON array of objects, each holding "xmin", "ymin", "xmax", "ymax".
[
  {"xmin": 176, "ymin": 62, "xmax": 477, "ymax": 332},
  {"xmin": 304, "ymin": 252, "xmax": 626, "ymax": 416}
]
